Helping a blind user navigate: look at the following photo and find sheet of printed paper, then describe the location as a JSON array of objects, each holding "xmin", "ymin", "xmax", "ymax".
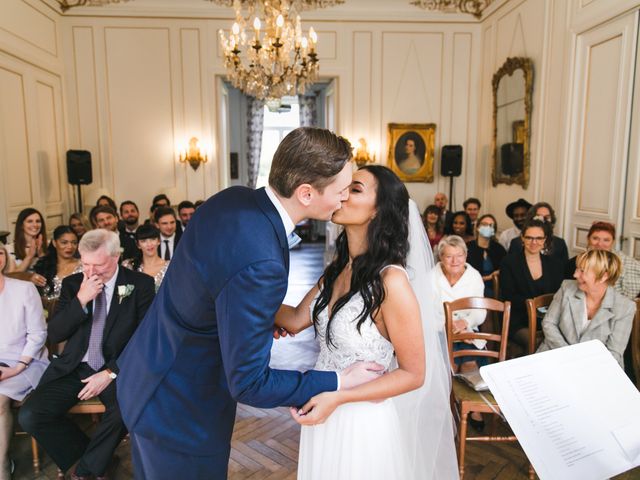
[{"xmin": 480, "ymin": 340, "xmax": 640, "ymax": 480}]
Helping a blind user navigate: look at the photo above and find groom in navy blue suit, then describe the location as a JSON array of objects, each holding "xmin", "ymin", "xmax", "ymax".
[{"xmin": 117, "ymin": 127, "xmax": 382, "ymax": 479}]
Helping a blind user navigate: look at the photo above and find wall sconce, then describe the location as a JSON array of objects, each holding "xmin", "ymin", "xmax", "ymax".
[
  {"xmin": 179, "ymin": 137, "xmax": 208, "ymax": 171},
  {"xmin": 353, "ymin": 138, "xmax": 375, "ymax": 167}
]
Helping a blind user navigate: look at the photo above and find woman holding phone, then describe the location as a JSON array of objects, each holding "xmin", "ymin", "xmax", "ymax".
[{"xmin": 0, "ymin": 243, "xmax": 49, "ymax": 479}]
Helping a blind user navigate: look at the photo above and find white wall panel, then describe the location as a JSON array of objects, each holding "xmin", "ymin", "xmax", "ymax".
[
  {"xmin": 35, "ymin": 80, "xmax": 62, "ymax": 204},
  {"xmin": 104, "ymin": 27, "xmax": 176, "ymax": 210},
  {"xmin": 352, "ymin": 31, "xmax": 372, "ymax": 139},
  {"xmin": 0, "ymin": 0, "xmax": 57, "ymax": 57},
  {"xmin": 0, "ymin": 67, "xmax": 33, "ymax": 208}
]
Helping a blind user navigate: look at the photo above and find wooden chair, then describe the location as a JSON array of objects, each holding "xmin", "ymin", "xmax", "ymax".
[
  {"xmin": 11, "ymin": 400, "xmax": 41, "ymax": 473},
  {"xmin": 525, "ymin": 294, "xmax": 555, "ymax": 355},
  {"xmin": 491, "ymin": 270, "xmax": 500, "ymax": 299},
  {"xmin": 444, "ymin": 297, "xmax": 535, "ymax": 480},
  {"xmin": 631, "ymin": 299, "xmax": 640, "ymax": 389}
]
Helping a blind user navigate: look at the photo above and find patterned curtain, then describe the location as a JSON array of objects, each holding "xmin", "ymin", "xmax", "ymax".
[
  {"xmin": 298, "ymin": 93, "xmax": 317, "ymax": 127},
  {"xmin": 246, "ymin": 96, "xmax": 265, "ymax": 188}
]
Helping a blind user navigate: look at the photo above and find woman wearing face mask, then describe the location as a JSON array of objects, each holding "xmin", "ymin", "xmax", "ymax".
[
  {"xmin": 466, "ymin": 214, "xmax": 506, "ymax": 298},
  {"xmin": 33, "ymin": 226, "xmax": 82, "ymax": 300}
]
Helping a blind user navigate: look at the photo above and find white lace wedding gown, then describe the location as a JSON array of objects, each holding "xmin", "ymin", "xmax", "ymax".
[{"xmin": 298, "ymin": 281, "xmax": 412, "ymax": 480}]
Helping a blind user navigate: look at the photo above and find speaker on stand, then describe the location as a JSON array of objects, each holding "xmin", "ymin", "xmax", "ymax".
[
  {"xmin": 66, "ymin": 150, "xmax": 93, "ymax": 213},
  {"xmin": 441, "ymin": 145, "xmax": 462, "ymax": 211}
]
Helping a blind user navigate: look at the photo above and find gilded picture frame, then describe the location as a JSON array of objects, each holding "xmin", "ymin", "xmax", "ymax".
[
  {"xmin": 387, "ymin": 123, "xmax": 436, "ymax": 182},
  {"xmin": 491, "ymin": 56, "xmax": 533, "ymax": 189}
]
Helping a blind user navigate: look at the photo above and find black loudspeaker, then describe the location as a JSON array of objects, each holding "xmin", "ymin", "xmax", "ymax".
[
  {"xmin": 441, "ymin": 145, "xmax": 462, "ymax": 177},
  {"xmin": 501, "ymin": 143, "xmax": 524, "ymax": 175},
  {"xmin": 66, "ymin": 150, "xmax": 92, "ymax": 185}
]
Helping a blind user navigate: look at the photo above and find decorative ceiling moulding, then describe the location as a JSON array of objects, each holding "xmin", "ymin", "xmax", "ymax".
[
  {"xmin": 51, "ymin": 0, "xmax": 498, "ymax": 21},
  {"xmin": 410, "ymin": 0, "xmax": 495, "ymax": 19},
  {"xmin": 54, "ymin": 0, "xmax": 131, "ymax": 12}
]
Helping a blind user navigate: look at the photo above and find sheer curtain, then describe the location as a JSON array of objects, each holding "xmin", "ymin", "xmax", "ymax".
[
  {"xmin": 298, "ymin": 93, "xmax": 317, "ymax": 127},
  {"xmin": 246, "ymin": 96, "xmax": 264, "ymax": 188}
]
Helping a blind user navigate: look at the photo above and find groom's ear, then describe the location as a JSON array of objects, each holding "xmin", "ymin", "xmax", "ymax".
[{"xmin": 293, "ymin": 184, "xmax": 314, "ymax": 207}]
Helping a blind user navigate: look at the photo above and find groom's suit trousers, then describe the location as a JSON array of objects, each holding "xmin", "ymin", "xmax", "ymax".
[{"xmin": 117, "ymin": 186, "xmax": 338, "ymax": 479}]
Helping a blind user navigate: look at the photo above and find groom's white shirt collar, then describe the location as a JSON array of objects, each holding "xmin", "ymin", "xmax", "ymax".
[
  {"xmin": 265, "ymin": 186, "xmax": 296, "ymax": 236},
  {"xmin": 265, "ymin": 185, "xmax": 340, "ymax": 390}
]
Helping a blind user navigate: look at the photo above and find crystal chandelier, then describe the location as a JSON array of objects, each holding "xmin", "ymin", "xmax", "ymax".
[
  {"xmin": 410, "ymin": 0, "xmax": 494, "ymax": 18},
  {"xmin": 55, "ymin": 0, "xmax": 130, "ymax": 11},
  {"xmin": 214, "ymin": 0, "xmax": 340, "ymax": 101}
]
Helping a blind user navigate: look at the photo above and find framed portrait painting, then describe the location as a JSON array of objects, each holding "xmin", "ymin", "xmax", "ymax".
[{"xmin": 387, "ymin": 123, "xmax": 436, "ymax": 182}]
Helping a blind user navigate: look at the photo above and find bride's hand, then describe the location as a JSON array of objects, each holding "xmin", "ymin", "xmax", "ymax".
[{"xmin": 289, "ymin": 392, "xmax": 342, "ymax": 426}]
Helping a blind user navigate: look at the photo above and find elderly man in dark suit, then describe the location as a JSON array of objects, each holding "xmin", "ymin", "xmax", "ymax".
[{"xmin": 19, "ymin": 229, "xmax": 155, "ymax": 480}]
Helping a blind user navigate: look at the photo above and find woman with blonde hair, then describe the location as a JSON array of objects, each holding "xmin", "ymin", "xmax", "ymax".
[
  {"xmin": 537, "ymin": 249, "xmax": 635, "ymax": 367},
  {"xmin": 69, "ymin": 213, "xmax": 91, "ymax": 240},
  {"xmin": 0, "ymin": 243, "xmax": 49, "ymax": 479}
]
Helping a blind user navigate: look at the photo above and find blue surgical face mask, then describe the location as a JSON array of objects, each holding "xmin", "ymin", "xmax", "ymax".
[{"xmin": 478, "ymin": 225, "xmax": 495, "ymax": 238}]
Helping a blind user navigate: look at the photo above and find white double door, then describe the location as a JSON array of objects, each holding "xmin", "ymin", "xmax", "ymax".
[{"xmin": 565, "ymin": 9, "xmax": 640, "ymax": 258}]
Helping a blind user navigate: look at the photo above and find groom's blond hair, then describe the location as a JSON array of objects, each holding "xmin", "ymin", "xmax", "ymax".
[{"xmin": 269, "ymin": 127, "xmax": 352, "ymax": 198}]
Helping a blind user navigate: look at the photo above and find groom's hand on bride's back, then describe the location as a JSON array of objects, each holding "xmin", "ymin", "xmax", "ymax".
[{"xmin": 338, "ymin": 361, "xmax": 385, "ymax": 390}]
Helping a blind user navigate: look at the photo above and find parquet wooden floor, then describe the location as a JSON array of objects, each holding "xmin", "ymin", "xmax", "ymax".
[
  {"xmin": 9, "ymin": 242, "xmax": 640, "ymax": 479},
  {"xmin": 11, "ymin": 405, "xmax": 640, "ymax": 479}
]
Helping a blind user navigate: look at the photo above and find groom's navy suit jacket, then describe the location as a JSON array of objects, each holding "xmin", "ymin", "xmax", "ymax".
[{"xmin": 116, "ymin": 187, "xmax": 337, "ymax": 473}]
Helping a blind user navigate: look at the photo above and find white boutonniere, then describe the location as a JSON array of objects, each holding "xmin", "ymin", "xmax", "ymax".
[{"xmin": 117, "ymin": 284, "xmax": 135, "ymax": 304}]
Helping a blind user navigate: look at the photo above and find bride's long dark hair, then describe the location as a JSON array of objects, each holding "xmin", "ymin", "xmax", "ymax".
[{"xmin": 312, "ymin": 165, "xmax": 409, "ymax": 348}]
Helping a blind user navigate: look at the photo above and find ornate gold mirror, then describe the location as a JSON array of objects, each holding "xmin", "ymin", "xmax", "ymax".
[{"xmin": 491, "ymin": 57, "xmax": 533, "ymax": 188}]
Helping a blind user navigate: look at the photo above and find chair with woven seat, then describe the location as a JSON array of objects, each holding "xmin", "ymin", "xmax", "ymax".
[
  {"xmin": 526, "ymin": 293, "xmax": 555, "ymax": 355},
  {"xmin": 444, "ymin": 296, "xmax": 535, "ymax": 480}
]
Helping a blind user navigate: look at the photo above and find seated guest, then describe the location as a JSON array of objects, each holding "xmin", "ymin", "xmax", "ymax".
[
  {"xmin": 6, "ymin": 208, "xmax": 48, "ymax": 288},
  {"xmin": 508, "ymin": 202, "xmax": 569, "ymax": 267},
  {"xmin": 152, "ymin": 194, "xmax": 171, "ymax": 209},
  {"xmin": 427, "ymin": 235, "xmax": 486, "ymax": 429},
  {"xmin": 91, "ymin": 206, "xmax": 138, "ymax": 261},
  {"xmin": 500, "ymin": 218, "xmax": 564, "ymax": 348},
  {"xmin": 34, "ymin": 226, "xmax": 82, "ymax": 300},
  {"xmin": 446, "ymin": 211, "xmax": 474, "ymax": 243},
  {"xmin": 194, "ymin": 199, "xmax": 204, "ymax": 208},
  {"xmin": 498, "ymin": 198, "xmax": 531, "ymax": 251},
  {"xmin": 422, "ymin": 204, "xmax": 444, "ymax": 250},
  {"xmin": 565, "ymin": 221, "xmax": 640, "ymax": 300},
  {"xmin": 19, "ymin": 230, "xmax": 155, "ymax": 480},
  {"xmin": 96, "ymin": 195, "xmax": 117, "ymax": 212},
  {"xmin": 177, "ymin": 201, "xmax": 196, "ymax": 232},
  {"xmin": 434, "ymin": 192, "xmax": 453, "ymax": 227},
  {"xmin": 155, "ymin": 207, "xmax": 182, "ymax": 261},
  {"xmin": 538, "ymin": 250, "xmax": 634, "ymax": 367},
  {"xmin": 467, "ymin": 214, "xmax": 506, "ymax": 298},
  {"xmin": 463, "ymin": 197, "xmax": 481, "ymax": 230},
  {"xmin": 0, "ymin": 244, "xmax": 49, "ymax": 480},
  {"xmin": 122, "ymin": 225, "xmax": 169, "ymax": 292},
  {"xmin": 119, "ymin": 201, "xmax": 140, "ymax": 244},
  {"xmin": 69, "ymin": 213, "xmax": 91, "ymax": 240}
]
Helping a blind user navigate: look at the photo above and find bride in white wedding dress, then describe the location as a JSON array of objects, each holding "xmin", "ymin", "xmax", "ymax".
[{"xmin": 275, "ymin": 165, "xmax": 458, "ymax": 479}]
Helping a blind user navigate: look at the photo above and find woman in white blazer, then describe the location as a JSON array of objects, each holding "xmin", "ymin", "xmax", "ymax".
[
  {"xmin": 537, "ymin": 249, "xmax": 635, "ymax": 367},
  {"xmin": 0, "ymin": 243, "xmax": 49, "ymax": 479}
]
